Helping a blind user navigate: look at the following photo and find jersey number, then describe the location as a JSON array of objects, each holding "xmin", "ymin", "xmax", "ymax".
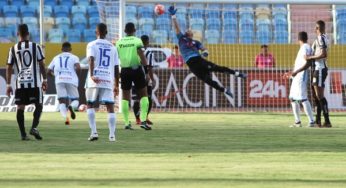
[
  {"xmin": 17, "ymin": 50, "xmax": 32, "ymax": 67},
  {"xmin": 98, "ymin": 48, "xmax": 110, "ymax": 67},
  {"xmin": 59, "ymin": 56, "xmax": 70, "ymax": 68}
]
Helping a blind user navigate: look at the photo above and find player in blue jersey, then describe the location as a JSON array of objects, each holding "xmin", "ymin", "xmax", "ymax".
[{"xmin": 168, "ymin": 6, "xmax": 246, "ymax": 97}]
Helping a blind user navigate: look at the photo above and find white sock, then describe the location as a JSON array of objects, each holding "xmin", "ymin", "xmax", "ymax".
[
  {"xmin": 302, "ymin": 100, "xmax": 314, "ymax": 123},
  {"xmin": 291, "ymin": 101, "xmax": 301, "ymax": 123},
  {"xmin": 70, "ymin": 100, "xmax": 79, "ymax": 110},
  {"xmin": 59, "ymin": 103, "xmax": 67, "ymax": 119},
  {"xmin": 108, "ymin": 113, "xmax": 116, "ymax": 138},
  {"xmin": 87, "ymin": 108, "xmax": 97, "ymax": 135}
]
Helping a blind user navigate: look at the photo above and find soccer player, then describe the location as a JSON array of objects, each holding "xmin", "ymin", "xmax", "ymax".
[
  {"xmin": 48, "ymin": 42, "xmax": 81, "ymax": 125},
  {"xmin": 285, "ymin": 32, "xmax": 315, "ymax": 127},
  {"xmin": 292, "ymin": 20, "xmax": 332, "ymax": 128},
  {"xmin": 116, "ymin": 22, "xmax": 151, "ymax": 130},
  {"xmin": 85, "ymin": 23, "xmax": 119, "ymax": 141},
  {"xmin": 168, "ymin": 6, "xmax": 246, "ymax": 97},
  {"xmin": 133, "ymin": 35, "xmax": 154, "ymax": 125},
  {"xmin": 6, "ymin": 24, "xmax": 46, "ymax": 140}
]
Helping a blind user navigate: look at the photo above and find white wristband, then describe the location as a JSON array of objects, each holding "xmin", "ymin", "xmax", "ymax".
[
  {"xmin": 43, "ymin": 79, "xmax": 47, "ymax": 82},
  {"xmin": 6, "ymin": 84, "xmax": 11, "ymax": 87},
  {"xmin": 235, "ymin": 72, "xmax": 240, "ymax": 77},
  {"xmin": 171, "ymin": 15, "xmax": 176, "ymax": 19}
]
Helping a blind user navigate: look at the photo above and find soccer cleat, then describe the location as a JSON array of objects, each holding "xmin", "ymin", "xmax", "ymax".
[
  {"xmin": 140, "ymin": 121, "xmax": 152, "ymax": 130},
  {"xmin": 146, "ymin": 119, "xmax": 153, "ymax": 125},
  {"xmin": 88, "ymin": 134, "xmax": 99, "ymax": 141},
  {"xmin": 65, "ymin": 118, "xmax": 70, "ymax": 126},
  {"xmin": 289, "ymin": 122, "xmax": 302, "ymax": 128},
  {"xmin": 125, "ymin": 124, "xmax": 134, "ymax": 130},
  {"xmin": 21, "ymin": 136, "xmax": 30, "ymax": 141},
  {"xmin": 224, "ymin": 87, "xmax": 233, "ymax": 98},
  {"xmin": 322, "ymin": 122, "xmax": 332, "ymax": 128},
  {"xmin": 308, "ymin": 121, "xmax": 316, "ymax": 128},
  {"xmin": 30, "ymin": 128, "xmax": 42, "ymax": 140},
  {"xmin": 109, "ymin": 136, "xmax": 116, "ymax": 142},
  {"xmin": 68, "ymin": 105, "xmax": 76, "ymax": 120},
  {"xmin": 135, "ymin": 117, "xmax": 141, "ymax": 125}
]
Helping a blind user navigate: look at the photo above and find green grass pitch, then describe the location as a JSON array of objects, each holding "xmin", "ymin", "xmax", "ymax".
[{"xmin": 0, "ymin": 112, "xmax": 346, "ymax": 188}]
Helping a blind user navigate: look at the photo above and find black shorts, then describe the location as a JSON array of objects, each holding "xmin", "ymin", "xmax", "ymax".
[
  {"xmin": 120, "ymin": 67, "xmax": 146, "ymax": 90},
  {"xmin": 186, "ymin": 56, "xmax": 215, "ymax": 79},
  {"xmin": 312, "ymin": 68, "xmax": 328, "ymax": 87},
  {"xmin": 132, "ymin": 85, "xmax": 152, "ymax": 101},
  {"xmin": 15, "ymin": 87, "xmax": 43, "ymax": 105}
]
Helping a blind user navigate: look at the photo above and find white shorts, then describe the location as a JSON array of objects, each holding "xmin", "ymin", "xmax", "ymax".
[
  {"xmin": 56, "ymin": 83, "xmax": 79, "ymax": 100},
  {"xmin": 289, "ymin": 73, "xmax": 308, "ymax": 101},
  {"xmin": 85, "ymin": 87, "xmax": 114, "ymax": 104}
]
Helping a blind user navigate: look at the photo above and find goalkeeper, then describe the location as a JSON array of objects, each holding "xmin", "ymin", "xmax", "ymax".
[{"xmin": 169, "ymin": 6, "xmax": 246, "ymax": 96}]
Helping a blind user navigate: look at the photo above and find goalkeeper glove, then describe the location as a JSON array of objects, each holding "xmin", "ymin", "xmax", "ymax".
[
  {"xmin": 168, "ymin": 6, "xmax": 177, "ymax": 16},
  {"xmin": 201, "ymin": 50, "xmax": 209, "ymax": 57},
  {"xmin": 235, "ymin": 72, "xmax": 247, "ymax": 79}
]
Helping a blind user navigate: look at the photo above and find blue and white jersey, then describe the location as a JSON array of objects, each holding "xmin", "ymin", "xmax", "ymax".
[
  {"xmin": 293, "ymin": 43, "xmax": 312, "ymax": 82},
  {"xmin": 176, "ymin": 32, "xmax": 203, "ymax": 62}
]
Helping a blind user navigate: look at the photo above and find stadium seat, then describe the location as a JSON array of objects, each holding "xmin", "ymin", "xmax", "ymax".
[
  {"xmin": 10, "ymin": 0, "xmax": 24, "ymax": 6},
  {"xmin": 206, "ymin": 18, "xmax": 221, "ymax": 30},
  {"xmin": 256, "ymin": 30, "xmax": 272, "ymax": 44},
  {"xmin": 30, "ymin": 28, "xmax": 40, "ymax": 43},
  {"xmin": 240, "ymin": 31, "xmax": 254, "ymax": 44},
  {"xmin": 337, "ymin": 32, "xmax": 346, "ymax": 44},
  {"xmin": 177, "ymin": 17, "xmax": 187, "ymax": 31},
  {"xmin": 83, "ymin": 29, "xmax": 95, "ymax": 42},
  {"xmin": 67, "ymin": 29, "xmax": 82, "ymax": 42},
  {"xmin": 90, "ymin": 0, "xmax": 96, "ymax": 5},
  {"xmin": 336, "ymin": 9, "xmax": 346, "ymax": 20},
  {"xmin": 44, "ymin": 6, "xmax": 53, "ymax": 17},
  {"xmin": 152, "ymin": 30, "xmax": 168, "ymax": 44},
  {"xmin": 76, "ymin": 0, "xmax": 90, "ymax": 6},
  {"xmin": 206, "ymin": 10, "xmax": 220, "ymax": 19},
  {"xmin": 3, "ymin": 5, "xmax": 18, "ymax": 17},
  {"xmin": 136, "ymin": 30, "xmax": 150, "ymax": 39},
  {"xmin": 59, "ymin": 0, "xmax": 74, "ymax": 7},
  {"xmin": 0, "ymin": 28, "xmax": 12, "ymax": 39},
  {"xmin": 175, "ymin": 7, "xmax": 187, "ymax": 19},
  {"xmin": 273, "ymin": 4, "xmax": 287, "ymax": 9},
  {"xmin": 73, "ymin": 15, "xmax": 87, "ymax": 30},
  {"xmin": 87, "ymin": 6, "xmax": 99, "ymax": 17},
  {"xmin": 255, "ymin": 4, "xmax": 271, "ymax": 17},
  {"xmin": 5, "ymin": 17, "xmax": 20, "ymax": 28},
  {"xmin": 205, "ymin": 30, "xmax": 220, "ymax": 44},
  {"xmin": 56, "ymin": 17, "xmax": 71, "ymax": 32},
  {"xmin": 89, "ymin": 17, "xmax": 100, "ymax": 28},
  {"xmin": 274, "ymin": 31, "xmax": 288, "ymax": 44},
  {"xmin": 156, "ymin": 17, "xmax": 171, "ymax": 30},
  {"xmin": 20, "ymin": 5, "xmax": 36, "ymax": 17},
  {"xmin": 337, "ymin": 20, "xmax": 346, "ymax": 33},
  {"xmin": 0, "ymin": 18, "xmax": 5, "ymax": 27},
  {"xmin": 190, "ymin": 18, "xmax": 205, "ymax": 31},
  {"xmin": 54, "ymin": 6, "xmax": 69, "ymax": 18},
  {"xmin": 240, "ymin": 18, "xmax": 254, "ymax": 32},
  {"xmin": 138, "ymin": 6, "xmax": 153, "ymax": 18},
  {"xmin": 169, "ymin": 30, "xmax": 178, "ymax": 43},
  {"xmin": 72, "ymin": 5, "xmax": 87, "ymax": 17},
  {"xmin": 22, "ymin": 17, "xmax": 38, "ymax": 30},
  {"xmin": 273, "ymin": 18, "xmax": 288, "ymax": 31},
  {"xmin": 125, "ymin": 17, "xmax": 138, "ymax": 28},
  {"xmin": 0, "ymin": 1, "xmax": 9, "ymax": 7},
  {"xmin": 222, "ymin": 11, "xmax": 237, "ymax": 20},
  {"xmin": 273, "ymin": 12, "xmax": 287, "ymax": 21},
  {"xmin": 43, "ymin": 17, "xmax": 55, "ymax": 31},
  {"xmin": 48, "ymin": 28, "xmax": 64, "ymax": 42},
  {"xmin": 45, "ymin": 0, "xmax": 57, "ymax": 7},
  {"xmin": 223, "ymin": 18, "xmax": 238, "ymax": 31},
  {"xmin": 256, "ymin": 19, "xmax": 271, "ymax": 32},
  {"xmin": 28, "ymin": 0, "xmax": 40, "ymax": 6},
  {"xmin": 126, "ymin": 5, "xmax": 137, "ymax": 18},
  {"xmin": 208, "ymin": 3, "xmax": 222, "ymax": 9},
  {"xmin": 139, "ymin": 18, "xmax": 154, "ymax": 33},
  {"xmin": 189, "ymin": 9, "xmax": 204, "ymax": 18},
  {"xmin": 222, "ymin": 31, "xmax": 238, "ymax": 44},
  {"xmin": 223, "ymin": 4, "xmax": 238, "ymax": 10}
]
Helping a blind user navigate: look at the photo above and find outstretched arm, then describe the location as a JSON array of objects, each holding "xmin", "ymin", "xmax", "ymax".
[
  {"xmin": 169, "ymin": 6, "xmax": 180, "ymax": 34},
  {"xmin": 292, "ymin": 60, "xmax": 313, "ymax": 76}
]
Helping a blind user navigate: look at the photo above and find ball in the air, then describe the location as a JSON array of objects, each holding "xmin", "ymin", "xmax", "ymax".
[
  {"xmin": 154, "ymin": 4, "xmax": 165, "ymax": 15},
  {"xmin": 78, "ymin": 104, "xmax": 87, "ymax": 112}
]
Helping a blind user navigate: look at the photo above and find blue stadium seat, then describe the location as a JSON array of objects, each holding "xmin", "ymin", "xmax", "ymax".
[
  {"xmin": 240, "ymin": 31, "xmax": 254, "ymax": 44},
  {"xmin": 273, "ymin": 12, "xmax": 287, "ymax": 20},
  {"xmin": 20, "ymin": 5, "xmax": 36, "ymax": 17},
  {"xmin": 0, "ymin": 18, "xmax": 5, "ymax": 27},
  {"xmin": 54, "ymin": 5, "xmax": 69, "ymax": 17},
  {"xmin": 273, "ymin": 4, "xmax": 287, "ymax": 9},
  {"xmin": 89, "ymin": 17, "xmax": 99, "ymax": 28},
  {"xmin": 30, "ymin": 28, "xmax": 40, "ymax": 43},
  {"xmin": 45, "ymin": 0, "xmax": 57, "ymax": 7},
  {"xmin": 256, "ymin": 30, "xmax": 271, "ymax": 44},
  {"xmin": 56, "ymin": 17, "xmax": 71, "ymax": 32},
  {"xmin": 28, "ymin": 0, "xmax": 40, "ymax": 6},
  {"xmin": 0, "ymin": 1, "xmax": 9, "ymax": 7},
  {"xmin": 222, "ymin": 31, "xmax": 238, "ymax": 44},
  {"xmin": 205, "ymin": 30, "xmax": 220, "ymax": 44},
  {"xmin": 10, "ymin": 0, "xmax": 24, "ymax": 6},
  {"xmin": 177, "ymin": 17, "xmax": 187, "ymax": 31},
  {"xmin": 273, "ymin": 18, "xmax": 288, "ymax": 32},
  {"xmin": 223, "ymin": 19, "xmax": 238, "ymax": 31},
  {"xmin": 223, "ymin": 4, "xmax": 238, "ymax": 10},
  {"xmin": 43, "ymin": 17, "xmax": 55, "ymax": 30},
  {"xmin": 138, "ymin": 6, "xmax": 153, "ymax": 18},
  {"xmin": 22, "ymin": 17, "xmax": 38, "ymax": 30},
  {"xmin": 125, "ymin": 17, "xmax": 138, "ymax": 28},
  {"xmin": 175, "ymin": 7, "xmax": 187, "ymax": 19},
  {"xmin": 0, "ymin": 28, "xmax": 12, "ymax": 39},
  {"xmin": 90, "ymin": 0, "xmax": 96, "ymax": 5},
  {"xmin": 3, "ymin": 5, "xmax": 18, "ymax": 17},
  {"xmin": 87, "ymin": 6, "xmax": 99, "ymax": 17},
  {"xmin": 189, "ymin": 9, "xmax": 204, "ymax": 18},
  {"xmin": 222, "ymin": 11, "xmax": 237, "ymax": 20},
  {"xmin": 48, "ymin": 28, "xmax": 64, "ymax": 42},
  {"xmin": 190, "ymin": 3, "xmax": 205, "ymax": 9},
  {"xmin": 256, "ymin": 19, "xmax": 271, "ymax": 32},
  {"xmin": 5, "ymin": 17, "xmax": 20, "ymax": 28},
  {"xmin": 240, "ymin": 13, "xmax": 254, "ymax": 21},
  {"xmin": 76, "ymin": 0, "xmax": 90, "ymax": 6},
  {"xmin": 136, "ymin": 30, "xmax": 150, "ymax": 39},
  {"xmin": 59, "ymin": 0, "xmax": 74, "ymax": 7},
  {"xmin": 336, "ymin": 9, "xmax": 346, "ymax": 20},
  {"xmin": 126, "ymin": 5, "xmax": 137, "ymax": 18},
  {"xmin": 274, "ymin": 31, "xmax": 288, "ymax": 44},
  {"xmin": 72, "ymin": 5, "xmax": 87, "ymax": 17},
  {"xmin": 67, "ymin": 29, "xmax": 82, "ymax": 42},
  {"xmin": 156, "ymin": 17, "xmax": 171, "ymax": 30},
  {"xmin": 190, "ymin": 18, "xmax": 204, "ymax": 31},
  {"xmin": 139, "ymin": 18, "xmax": 154, "ymax": 33},
  {"xmin": 73, "ymin": 15, "xmax": 87, "ymax": 30},
  {"xmin": 337, "ymin": 20, "xmax": 346, "ymax": 32},
  {"xmin": 208, "ymin": 3, "xmax": 222, "ymax": 9},
  {"xmin": 152, "ymin": 30, "xmax": 168, "ymax": 44},
  {"xmin": 44, "ymin": 6, "xmax": 53, "ymax": 17},
  {"xmin": 169, "ymin": 30, "xmax": 178, "ymax": 43},
  {"xmin": 206, "ymin": 18, "xmax": 221, "ymax": 30},
  {"xmin": 239, "ymin": 4, "xmax": 254, "ymax": 9},
  {"xmin": 83, "ymin": 29, "xmax": 95, "ymax": 42},
  {"xmin": 337, "ymin": 32, "xmax": 346, "ymax": 44},
  {"xmin": 239, "ymin": 17, "xmax": 254, "ymax": 32}
]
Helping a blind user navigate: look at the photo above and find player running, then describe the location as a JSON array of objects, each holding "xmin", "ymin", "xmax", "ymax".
[
  {"xmin": 132, "ymin": 35, "xmax": 154, "ymax": 125},
  {"xmin": 291, "ymin": 20, "xmax": 332, "ymax": 128},
  {"xmin": 168, "ymin": 6, "xmax": 246, "ymax": 97},
  {"xmin": 6, "ymin": 24, "xmax": 46, "ymax": 140},
  {"xmin": 85, "ymin": 23, "xmax": 120, "ymax": 141},
  {"xmin": 48, "ymin": 42, "xmax": 81, "ymax": 125},
  {"xmin": 284, "ymin": 32, "xmax": 315, "ymax": 128},
  {"xmin": 116, "ymin": 22, "xmax": 151, "ymax": 130}
]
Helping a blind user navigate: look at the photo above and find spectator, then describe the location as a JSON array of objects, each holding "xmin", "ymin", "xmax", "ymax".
[
  {"xmin": 167, "ymin": 45, "xmax": 184, "ymax": 68},
  {"xmin": 255, "ymin": 44, "xmax": 275, "ymax": 68}
]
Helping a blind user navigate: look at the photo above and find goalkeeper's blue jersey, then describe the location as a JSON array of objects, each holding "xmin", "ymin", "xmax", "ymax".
[{"xmin": 177, "ymin": 32, "xmax": 203, "ymax": 62}]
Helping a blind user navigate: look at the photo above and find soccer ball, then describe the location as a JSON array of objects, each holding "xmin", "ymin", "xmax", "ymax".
[
  {"xmin": 154, "ymin": 4, "xmax": 165, "ymax": 15},
  {"xmin": 78, "ymin": 104, "xmax": 87, "ymax": 112}
]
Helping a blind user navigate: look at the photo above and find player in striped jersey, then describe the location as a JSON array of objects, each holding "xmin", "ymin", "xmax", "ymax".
[
  {"xmin": 292, "ymin": 20, "xmax": 332, "ymax": 128},
  {"xmin": 48, "ymin": 42, "xmax": 81, "ymax": 125},
  {"xmin": 133, "ymin": 35, "xmax": 154, "ymax": 125},
  {"xmin": 6, "ymin": 24, "xmax": 46, "ymax": 140}
]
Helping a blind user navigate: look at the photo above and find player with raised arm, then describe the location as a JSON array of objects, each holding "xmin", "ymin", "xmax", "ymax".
[
  {"xmin": 284, "ymin": 32, "xmax": 315, "ymax": 127},
  {"xmin": 168, "ymin": 6, "xmax": 246, "ymax": 97},
  {"xmin": 116, "ymin": 23, "xmax": 151, "ymax": 130},
  {"xmin": 85, "ymin": 23, "xmax": 120, "ymax": 141},
  {"xmin": 291, "ymin": 20, "xmax": 332, "ymax": 128},
  {"xmin": 133, "ymin": 35, "xmax": 155, "ymax": 125},
  {"xmin": 48, "ymin": 42, "xmax": 81, "ymax": 125},
  {"xmin": 6, "ymin": 24, "xmax": 47, "ymax": 140}
]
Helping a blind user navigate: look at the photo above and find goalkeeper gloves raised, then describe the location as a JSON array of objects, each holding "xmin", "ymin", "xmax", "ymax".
[
  {"xmin": 168, "ymin": 6, "xmax": 177, "ymax": 16},
  {"xmin": 201, "ymin": 50, "xmax": 209, "ymax": 57}
]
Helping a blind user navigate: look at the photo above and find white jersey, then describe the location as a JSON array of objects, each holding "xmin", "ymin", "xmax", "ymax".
[
  {"xmin": 86, "ymin": 39, "xmax": 119, "ymax": 89},
  {"xmin": 48, "ymin": 52, "xmax": 80, "ymax": 87},
  {"xmin": 311, "ymin": 34, "xmax": 328, "ymax": 70},
  {"xmin": 7, "ymin": 41, "xmax": 45, "ymax": 89},
  {"xmin": 293, "ymin": 43, "xmax": 312, "ymax": 81}
]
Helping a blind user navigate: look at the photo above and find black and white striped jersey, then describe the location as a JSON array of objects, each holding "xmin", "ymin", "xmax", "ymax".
[
  {"xmin": 7, "ymin": 41, "xmax": 45, "ymax": 89},
  {"xmin": 144, "ymin": 48, "xmax": 154, "ymax": 67},
  {"xmin": 312, "ymin": 34, "xmax": 328, "ymax": 70}
]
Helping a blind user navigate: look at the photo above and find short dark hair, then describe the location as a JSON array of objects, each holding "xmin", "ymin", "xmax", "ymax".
[
  {"xmin": 18, "ymin": 24, "xmax": 29, "ymax": 37},
  {"xmin": 261, "ymin": 44, "xmax": 268, "ymax": 48},
  {"xmin": 97, "ymin": 23, "xmax": 107, "ymax": 36},
  {"xmin": 141, "ymin": 35, "xmax": 149, "ymax": 44},
  {"xmin": 62, "ymin": 42, "xmax": 72, "ymax": 52},
  {"xmin": 316, "ymin": 20, "xmax": 325, "ymax": 33},
  {"xmin": 298, "ymin": 31, "xmax": 308, "ymax": 43},
  {"xmin": 125, "ymin": 22, "xmax": 136, "ymax": 34}
]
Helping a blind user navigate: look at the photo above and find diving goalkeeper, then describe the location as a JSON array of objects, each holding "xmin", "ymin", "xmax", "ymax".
[{"xmin": 168, "ymin": 6, "xmax": 246, "ymax": 96}]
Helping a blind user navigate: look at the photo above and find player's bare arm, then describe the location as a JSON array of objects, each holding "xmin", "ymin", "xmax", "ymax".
[
  {"xmin": 75, "ymin": 63, "xmax": 81, "ymax": 74},
  {"xmin": 137, "ymin": 49, "xmax": 148, "ymax": 66},
  {"xmin": 291, "ymin": 60, "xmax": 313, "ymax": 77},
  {"xmin": 47, "ymin": 68, "xmax": 54, "ymax": 76},
  {"xmin": 305, "ymin": 48, "xmax": 327, "ymax": 60},
  {"xmin": 88, "ymin": 56, "xmax": 99, "ymax": 83},
  {"xmin": 6, "ymin": 64, "xmax": 13, "ymax": 97},
  {"xmin": 169, "ymin": 6, "xmax": 180, "ymax": 34},
  {"xmin": 148, "ymin": 66, "xmax": 154, "ymax": 86},
  {"xmin": 39, "ymin": 60, "xmax": 48, "ymax": 91},
  {"xmin": 114, "ymin": 65, "xmax": 119, "ymax": 96}
]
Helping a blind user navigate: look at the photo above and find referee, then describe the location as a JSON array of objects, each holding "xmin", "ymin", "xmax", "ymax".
[
  {"xmin": 6, "ymin": 24, "xmax": 47, "ymax": 140},
  {"xmin": 116, "ymin": 22, "xmax": 151, "ymax": 130}
]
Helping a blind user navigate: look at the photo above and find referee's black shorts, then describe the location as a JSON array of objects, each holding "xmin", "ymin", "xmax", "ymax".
[
  {"xmin": 312, "ymin": 68, "xmax": 328, "ymax": 88},
  {"xmin": 120, "ymin": 66, "xmax": 146, "ymax": 90},
  {"xmin": 132, "ymin": 85, "xmax": 152, "ymax": 101},
  {"xmin": 15, "ymin": 87, "xmax": 43, "ymax": 105},
  {"xmin": 186, "ymin": 56, "xmax": 215, "ymax": 79}
]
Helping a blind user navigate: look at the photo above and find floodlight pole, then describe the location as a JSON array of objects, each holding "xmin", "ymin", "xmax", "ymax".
[{"xmin": 39, "ymin": 0, "xmax": 44, "ymax": 46}]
